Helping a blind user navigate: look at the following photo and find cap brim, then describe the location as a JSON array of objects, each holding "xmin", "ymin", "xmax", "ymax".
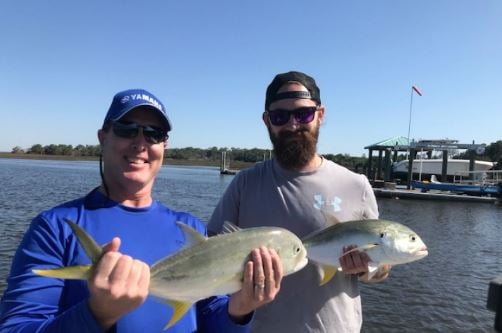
[{"xmin": 112, "ymin": 103, "xmax": 172, "ymax": 131}]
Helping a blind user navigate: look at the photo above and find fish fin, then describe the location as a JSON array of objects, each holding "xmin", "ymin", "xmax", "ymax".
[
  {"xmin": 176, "ymin": 221, "xmax": 206, "ymax": 246},
  {"xmin": 366, "ymin": 262, "xmax": 379, "ymax": 280},
  {"xmin": 301, "ymin": 211, "xmax": 341, "ymax": 242},
  {"xmin": 164, "ymin": 300, "xmax": 193, "ymax": 329},
  {"xmin": 319, "ymin": 264, "xmax": 338, "ymax": 286},
  {"xmin": 339, "ymin": 244, "xmax": 379, "ymax": 258},
  {"xmin": 320, "ymin": 210, "xmax": 341, "ymax": 226},
  {"xmin": 357, "ymin": 244, "xmax": 379, "ymax": 252},
  {"xmin": 222, "ymin": 221, "xmax": 241, "ymax": 233},
  {"xmin": 33, "ymin": 265, "xmax": 92, "ymax": 280},
  {"xmin": 63, "ymin": 218, "xmax": 103, "ymax": 263}
]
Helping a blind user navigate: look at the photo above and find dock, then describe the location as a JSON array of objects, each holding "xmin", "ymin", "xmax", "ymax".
[
  {"xmin": 374, "ymin": 187, "xmax": 500, "ymax": 204},
  {"xmin": 220, "ymin": 168, "xmax": 237, "ymax": 175},
  {"xmin": 220, "ymin": 151, "xmax": 238, "ymax": 175}
]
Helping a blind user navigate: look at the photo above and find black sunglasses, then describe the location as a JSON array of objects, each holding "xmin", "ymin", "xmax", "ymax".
[
  {"xmin": 266, "ymin": 106, "xmax": 318, "ymax": 127},
  {"xmin": 111, "ymin": 121, "xmax": 168, "ymax": 144}
]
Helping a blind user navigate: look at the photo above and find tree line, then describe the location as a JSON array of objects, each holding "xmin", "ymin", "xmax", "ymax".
[
  {"xmin": 7, "ymin": 144, "xmax": 378, "ymax": 171},
  {"xmin": 12, "ymin": 144, "xmax": 100, "ymax": 157},
  {"xmin": 9, "ymin": 140, "xmax": 502, "ymax": 171},
  {"xmin": 10, "ymin": 144, "xmax": 275, "ymax": 162}
]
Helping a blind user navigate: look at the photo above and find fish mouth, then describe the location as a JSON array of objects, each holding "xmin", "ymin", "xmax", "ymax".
[
  {"xmin": 294, "ymin": 257, "xmax": 309, "ymax": 273},
  {"xmin": 414, "ymin": 249, "xmax": 429, "ymax": 258}
]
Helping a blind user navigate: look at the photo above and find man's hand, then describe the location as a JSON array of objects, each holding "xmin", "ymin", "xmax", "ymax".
[
  {"xmin": 339, "ymin": 245, "xmax": 391, "ymax": 283},
  {"xmin": 228, "ymin": 247, "xmax": 284, "ymax": 323},
  {"xmin": 87, "ymin": 237, "xmax": 151, "ymax": 330},
  {"xmin": 339, "ymin": 245, "xmax": 369, "ymax": 275},
  {"xmin": 359, "ymin": 265, "xmax": 391, "ymax": 283}
]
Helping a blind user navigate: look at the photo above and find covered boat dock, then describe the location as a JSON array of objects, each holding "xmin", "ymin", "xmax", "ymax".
[{"xmin": 364, "ymin": 137, "xmax": 488, "ymax": 189}]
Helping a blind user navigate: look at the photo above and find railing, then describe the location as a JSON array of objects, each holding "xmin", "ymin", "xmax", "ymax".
[{"xmin": 453, "ymin": 170, "xmax": 502, "ymax": 186}]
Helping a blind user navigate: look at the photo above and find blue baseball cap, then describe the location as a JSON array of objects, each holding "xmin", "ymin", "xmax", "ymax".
[{"xmin": 103, "ymin": 89, "xmax": 172, "ymax": 131}]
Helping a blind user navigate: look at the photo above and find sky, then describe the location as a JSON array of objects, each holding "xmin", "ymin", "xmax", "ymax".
[{"xmin": 1, "ymin": 1, "xmax": 501, "ymax": 156}]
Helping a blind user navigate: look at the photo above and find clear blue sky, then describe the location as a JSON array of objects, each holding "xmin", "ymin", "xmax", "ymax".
[{"xmin": 1, "ymin": 1, "xmax": 501, "ymax": 156}]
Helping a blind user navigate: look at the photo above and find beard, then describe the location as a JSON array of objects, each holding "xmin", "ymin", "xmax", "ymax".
[{"xmin": 268, "ymin": 121, "xmax": 320, "ymax": 170}]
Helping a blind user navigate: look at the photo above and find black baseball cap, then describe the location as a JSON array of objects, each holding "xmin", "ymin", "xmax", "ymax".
[{"xmin": 265, "ymin": 71, "xmax": 321, "ymax": 110}]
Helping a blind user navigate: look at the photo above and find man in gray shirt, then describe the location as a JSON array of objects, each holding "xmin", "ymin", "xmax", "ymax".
[{"xmin": 208, "ymin": 71, "xmax": 390, "ymax": 333}]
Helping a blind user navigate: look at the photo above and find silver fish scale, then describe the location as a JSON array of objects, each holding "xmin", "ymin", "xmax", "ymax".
[
  {"xmin": 303, "ymin": 219, "xmax": 410, "ymax": 245},
  {"xmin": 302, "ymin": 218, "xmax": 427, "ymax": 269},
  {"xmin": 148, "ymin": 227, "xmax": 306, "ymax": 302}
]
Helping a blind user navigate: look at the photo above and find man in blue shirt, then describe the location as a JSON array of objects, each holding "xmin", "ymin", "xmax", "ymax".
[{"xmin": 0, "ymin": 89, "xmax": 283, "ymax": 332}]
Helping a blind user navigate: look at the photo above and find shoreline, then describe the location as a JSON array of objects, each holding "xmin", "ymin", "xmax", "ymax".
[{"xmin": 0, "ymin": 152, "xmax": 254, "ymax": 170}]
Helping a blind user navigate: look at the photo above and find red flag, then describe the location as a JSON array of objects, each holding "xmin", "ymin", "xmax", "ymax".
[{"xmin": 412, "ymin": 85, "xmax": 422, "ymax": 96}]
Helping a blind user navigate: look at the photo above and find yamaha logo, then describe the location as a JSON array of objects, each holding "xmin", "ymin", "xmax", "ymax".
[{"xmin": 119, "ymin": 94, "xmax": 163, "ymax": 111}]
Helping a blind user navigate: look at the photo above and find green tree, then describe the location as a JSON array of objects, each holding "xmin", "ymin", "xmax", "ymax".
[
  {"xmin": 485, "ymin": 141, "xmax": 502, "ymax": 170},
  {"xmin": 44, "ymin": 144, "xmax": 59, "ymax": 155},
  {"xmin": 485, "ymin": 141, "xmax": 502, "ymax": 160},
  {"xmin": 11, "ymin": 146, "xmax": 25, "ymax": 154},
  {"xmin": 59, "ymin": 144, "xmax": 73, "ymax": 156},
  {"xmin": 74, "ymin": 144, "xmax": 86, "ymax": 156},
  {"xmin": 28, "ymin": 144, "xmax": 44, "ymax": 154}
]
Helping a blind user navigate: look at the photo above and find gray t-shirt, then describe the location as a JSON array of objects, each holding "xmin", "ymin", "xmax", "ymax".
[{"xmin": 208, "ymin": 158, "xmax": 379, "ymax": 333}]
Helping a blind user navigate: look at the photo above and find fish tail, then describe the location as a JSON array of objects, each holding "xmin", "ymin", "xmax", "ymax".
[
  {"xmin": 319, "ymin": 264, "xmax": 337, "ymax": 286},
  {"xmin": 33, "ymin": 219, "xmax": 103, "ymax": 280},
  {"xmin": 164, "ymin": 300, "xmax": 193, "ymax": 329},
  {"xmin": 33, "ymin": 265, "xmax": 92, "ymax": 280},
  {"xmin": 64, "ymin": 218, "xmax": 103, "ymax": 263}
]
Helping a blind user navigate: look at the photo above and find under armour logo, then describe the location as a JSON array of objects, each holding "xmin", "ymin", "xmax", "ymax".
[
  {"xmin": 330, "ymin": 197, "xmax": 342, "ymax": 212},
  {"xmin": 313, "ymin": 194, "xmax": 342, "ymax": 212},
  {"xmin": 313, "ymin": 195, "xmax": 325, "ymax": 210}
]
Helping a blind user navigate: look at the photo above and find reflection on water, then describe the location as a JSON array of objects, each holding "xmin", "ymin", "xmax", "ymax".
[{"xmin": 0, "ymin": 158, "xmax": 500, "ymax": 332}]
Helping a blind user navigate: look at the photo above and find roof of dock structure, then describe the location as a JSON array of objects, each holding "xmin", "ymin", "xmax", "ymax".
[
  {"xmin": 364, "ymin": 136, "xmax": 410, "ymax": 150},
  {"xmin": 364, "ymin": 137, "xmax": 486, "ymax": 152}
]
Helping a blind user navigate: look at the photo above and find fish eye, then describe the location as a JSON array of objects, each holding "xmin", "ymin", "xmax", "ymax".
[
  {"xmin": 410, "ymin": 235, "xmax": 416, "ymax": 241},
  {"xmin": 294, "ymin": 246, "xmax": 301, "ymax": 253}
]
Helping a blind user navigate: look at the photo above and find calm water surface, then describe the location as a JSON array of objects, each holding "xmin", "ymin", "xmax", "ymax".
[{"xmin": 0, "ymin": 158, "xmax": 500, "ymax": 332}]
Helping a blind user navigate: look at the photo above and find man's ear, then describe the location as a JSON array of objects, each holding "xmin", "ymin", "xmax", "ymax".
[
  {"xmin": 317, "ymin": 106, "xmax": 325, "ymax": 125},
  {"xmin": 262, "ymin": 112, "xmax": 269, "ymax": 126},
  {"xmin": 97, "ymin": 129, "xmax": 106, "ymax": 146}
]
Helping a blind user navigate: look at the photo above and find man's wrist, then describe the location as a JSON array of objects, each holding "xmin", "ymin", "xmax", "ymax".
[{"xmin": 228, "ymin": 311, "xmax": 254, "ymax": 325}]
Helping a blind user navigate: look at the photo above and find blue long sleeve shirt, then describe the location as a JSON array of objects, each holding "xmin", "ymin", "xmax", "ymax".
[{"xmin": 0, "ymin": 188, "xmax": 251, "ymax": 333}]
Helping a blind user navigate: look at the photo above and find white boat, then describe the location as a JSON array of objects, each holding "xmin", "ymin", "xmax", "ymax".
[{"xmin": 392, "ymin": 159, "xmax": 494, "ymax": 178}]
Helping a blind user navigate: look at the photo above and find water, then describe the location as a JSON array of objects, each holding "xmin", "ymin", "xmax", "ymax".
[
  {"xmin": 0, "ymin": 158, "xmax": 500, "ymax": 332},
  {"xmin": 361, "ymin": 199, "xmax": 501, "ymax": 332}
]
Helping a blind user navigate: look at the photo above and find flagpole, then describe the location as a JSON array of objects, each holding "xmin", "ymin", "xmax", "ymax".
[{"xmin": 407, "ymin": 86, "xmax": 414, "ymax": 147}]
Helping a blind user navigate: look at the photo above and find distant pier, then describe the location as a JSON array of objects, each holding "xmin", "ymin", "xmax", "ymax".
[
  {"xmin": 373, "ymin": 186, "xmax": 499, "ymax": 204},
  {"xmin": 220, "ymin": 151, "xmax": 238, "ymax": 175}
]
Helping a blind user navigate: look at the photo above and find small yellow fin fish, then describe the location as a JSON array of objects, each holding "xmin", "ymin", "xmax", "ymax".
[{"xmin": 33, "ymin": 218, "xmax": 309, "ymax": 330}]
